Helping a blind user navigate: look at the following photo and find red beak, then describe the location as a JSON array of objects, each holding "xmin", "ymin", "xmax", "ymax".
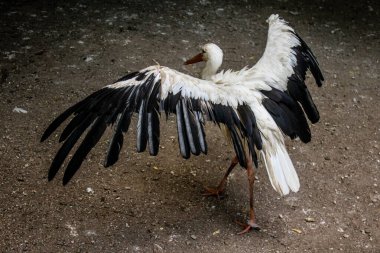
[{"xmin": 184, "ymin": 53, "xmax": 204, "ymax": 65}]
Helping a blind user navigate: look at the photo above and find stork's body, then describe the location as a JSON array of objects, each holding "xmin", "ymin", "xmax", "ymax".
[{"xmin": 41, "ymin": 15, "xmax": 324, "ymax": 234}]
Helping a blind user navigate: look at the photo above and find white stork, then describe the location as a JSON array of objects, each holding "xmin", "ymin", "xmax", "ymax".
[{"xmin": 41, "ymin": 14, "xmax": 324, "ymax": 234}]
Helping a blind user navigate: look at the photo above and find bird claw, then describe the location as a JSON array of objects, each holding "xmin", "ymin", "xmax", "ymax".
[
  {"xmin": 202, "ymin": 186, "xmax": 226, "ymax": 199},
  {"xmin": 235, "ymin": 220, "xmax": 261, "ymax": 235}
]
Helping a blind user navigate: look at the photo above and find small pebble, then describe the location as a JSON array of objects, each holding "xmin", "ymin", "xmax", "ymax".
[
  {"xmin": 84, "ymin": 55, "xmax": 94, "ymax": 62},
  {"xmin": 305, "ymin": 217, "xmax": 316, "ymax": 222},
  {"xmin": 212, "ymin": 229, "xmax": 220, "ymax": 235},
  {"xmin": 13, "ymin": 107, "xmax": 28, "ymax": 113},
  {"xmin": 86, "ymin": 187, "xmax": 94, "ymax": 194},
  {"xmin": 153, "ymin": 243, "xmax": 163, "ymax": 253},
  {"xmin": 370, "ymin": 194, "xmax": 380, "ymax": 203},
  {"xmin": 292, "ymin": 228, "xmax": 302, "ymax": 234}
]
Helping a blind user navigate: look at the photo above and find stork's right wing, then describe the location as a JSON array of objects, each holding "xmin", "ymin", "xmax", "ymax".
[{"xmin": 41, "ymin": 66, "xmax": 262, "ymax": 184}]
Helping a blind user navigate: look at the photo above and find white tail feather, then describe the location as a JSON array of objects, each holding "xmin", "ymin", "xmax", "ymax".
[{"xmin": 260, "ymin": 145, "xmax": 300, "ymax": 196}]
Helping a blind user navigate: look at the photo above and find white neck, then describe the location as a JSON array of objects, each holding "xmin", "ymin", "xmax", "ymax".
[{"xmin": 201, "ymin": 58, "xmax": 223, "ymax": 80}]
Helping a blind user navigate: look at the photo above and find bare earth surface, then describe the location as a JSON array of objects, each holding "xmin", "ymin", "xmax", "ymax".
[{"xmin": 0, "ymin": 0, "xmax": 379, "ymax": 252}]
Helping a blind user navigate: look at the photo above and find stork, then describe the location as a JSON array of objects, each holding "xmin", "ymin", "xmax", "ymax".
[{"xmin": 41, "ymin": 14, "xmax": 324, "ymax": 234}]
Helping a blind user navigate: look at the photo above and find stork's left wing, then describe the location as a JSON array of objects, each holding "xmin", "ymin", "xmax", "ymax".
[
  {"xmin": 230, "ymin": 14, "xmax": 324, "ymax": 195},
  {"xmin": 246, "ymin": 14, "xmax": 324, "ymax": 143},
  {"xmin": 41, "ymin": 66, "xmax": 262, "ymax": 184}
]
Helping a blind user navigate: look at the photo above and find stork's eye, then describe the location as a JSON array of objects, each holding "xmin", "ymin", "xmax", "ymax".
[{"xmin": 202, "ymin": 49, "xmax": 206, "ymax": 53}]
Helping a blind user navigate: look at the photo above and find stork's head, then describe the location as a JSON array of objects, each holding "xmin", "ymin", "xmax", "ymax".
[{"xmin": 184, "ymin": 43, "xmax": 223, "ymax": 80}]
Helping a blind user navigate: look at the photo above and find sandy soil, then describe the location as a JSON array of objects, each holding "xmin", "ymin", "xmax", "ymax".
[{"xmin": 0, "ymin": 0, "xmax": 379, "ymax": 252}]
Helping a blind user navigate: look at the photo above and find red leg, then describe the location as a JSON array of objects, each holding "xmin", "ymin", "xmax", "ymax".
[
  {"xmin": 237, "ymin": 154, "xmax": 260, "ymax": 235},
  {"xmin": 203, "ymin": 156, "xmax": 238, "ymax": 198}
]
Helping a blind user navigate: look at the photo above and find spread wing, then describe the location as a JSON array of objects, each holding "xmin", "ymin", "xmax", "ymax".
[
  {"xmin": 246, "ymin": 14, "xmax": 324, "ymax": 143},
  {"xmin": 226, "ymin": 14, "xmax": 324, "ymax": 195},
  {"xmin": 41, "ymin": 66, "xmax": 262, "ymax": 184}
]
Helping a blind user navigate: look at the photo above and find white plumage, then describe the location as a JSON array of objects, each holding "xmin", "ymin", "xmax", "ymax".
[{"xmin": 42, "ymin": 14, "xmax": 324, "ymax": 233}]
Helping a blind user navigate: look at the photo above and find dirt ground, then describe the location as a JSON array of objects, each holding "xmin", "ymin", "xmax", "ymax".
[{"xmin": 0, "ymin": 0, "xmax": 379, "ymax": 252}]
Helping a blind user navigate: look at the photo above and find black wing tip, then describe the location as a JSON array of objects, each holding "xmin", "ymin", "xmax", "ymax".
[
  {"xmin": 40, "ymin": 129, "xmax": 49, "ymax": 142},
  {"xmin": 47, "ymin": 174, "xmax": 55, "ymax": 181},
  {"xmin": 43, "ymin": 69, "xmax": 162, "ymax": 185},
  {"xmin": 62, "ymin": 177, "xmax": 70, "ymax": 186},
  {"xmin": 149, "ymin": 150, "xmax": 159, "ymax": 156},
  {"xmin": 104, "ymin": 160, "xmax": 115, "ymax": 168},
  {"xmin": 41, "ymin": 128, "xmax": 53, "ymax": 142},
  {"xmin": 114, "ymin": 71, "xmax": 139, "ymax": 83},
  {"xmin": 181, "ymin": 153, "xmax": 191, "ymax": 159},
  {"xmin": 316, "ymin": 78, "xmax": 324, "ymax": 87},
  {"xmin": 291, "ymin": 31, "xmax": 325, "ymax": 88},
  {"xmin": 302, "ymin": 136, "xmax": 311, "ymax": 144},
  {"xmin": 47, "ymin": 163, "xmax": 68, "ymax": 183},
  {"xmin": 48, "ymin": 162, "xmax": 60, "ymax": 181},
  {"xmin": 58, "ymin": 135, "xmax": 66, "ymax": 143},
  {"xmin": 62, "ymin": 165, "xmax": 77, "ymax": 186},
  {"xmin": 48, "ymin": 165, "xmax": 61, "ymax": 182},
  {"xmin": 262, "ymin": 88, "xmax": 314, "ymax": 142},
  {"xmin": 310, "ymin": 115, "xmax": 320, "ymax": 124}
]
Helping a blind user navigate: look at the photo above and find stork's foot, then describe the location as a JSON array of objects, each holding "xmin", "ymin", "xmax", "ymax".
[
  {"xmin": 202, "ymin": 186, "xmax": 226, "ymax": 199},
  {"xmin": 236, "ymin": 220, "xmax": 261, "ymax": 235}
]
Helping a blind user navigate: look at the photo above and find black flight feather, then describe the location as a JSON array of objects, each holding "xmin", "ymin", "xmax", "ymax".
[
  {"xmin": 114, "ymin": 71, "xmax": 139, "ymax": 83},
  {"xmin": 251, "ymin": 147, "xmax": 258, "ymax": 168},
  {"xmin": 181, "ymin": 99, "xmax": 201, "ymax": 156},
  {"xmin": 147, "ymin": 82, "xmax": 161, "ymax": 156},
  {"xmin": 237, "ymin": 104, "xmax": 262, "ymax": 150},
  {"xmin": 56, "ymin": 88, "xmax": 118, "ymax": 142},
  {"xmin": 41, "ymin": 88, "xmax": 116, "ymax": 142},
  {"xmin": 287, "ymin": 76, "xmax": 320, "ymax": 123},
  {"xmin": 262, "ymin": 88, "xmax": 312, "ymax": 143},
  {"xmin": 48, "ymin": 113, "xmax": 96, "ymax": 180},
  {"xmin": 147, "ymin": 81, "xmax": 161, "ymax": 108},
  {"xmin": 103, "ymin": 88, "xmax": 135, "ymax": 170},
  {"xmin": 292, "ymin": 32, "xmax": 324, "ymax": 87},
  {"xmin": 104, "ymin": 107, "xmax": 133, "ymax": 167},
  {"xmin": 104, "ymin": 87, "xmax": 140, "ymax": 167},
  {"xmin": 104, "ymin": 87, "xmax": 133, "ymax": 125},
  {"xmin": 135, "ymin": 75, "xmax": 156, "ymax": 152},
  {"xmin": 105, "ymin": 119, "xmax": 124, "ymax": 167},
  {"xmin": 263, "ymin": 99, "xmax": 294, "ymax": 137},
  {"xmin": 135, "ymin": 71, "xmax": 149, "ymax": 81},
  {"xmin": 209, "ymin": 104, "xmax": 250, "ymax": 168},
  {"xmin": 62, "ymin": 115, "xmax": 107, "ymax": 185},
  {"xmin": 175, "ymin": 100, "xmax": 190, "ymax": 159},
  {"xmin": 229, "ymin": 126, "xmax": 247, "ymax": 168},
  {"xmin": 161, "ymin": 92, "xmax": 181, "ymax": 117},
  {"xmin": 136, "ymin": 99, "xmax": 148, "ymax": 152},
  {"xmin": 194, "ymin": 111, "xmax": 207, "ymax": 154},
  {"xmin": 59, "ymin": 111, "xmax": 89, "ymax": 142},
  {"xmin": 40, "ymin": 97, "xmax": 92, "ymax": 142},
  {"xmin": 147, "ymin": 105, "xmax": 160, "ymax": 156},
  {"xmin": 236, "ymin": 105, "xmax": 261, "ymax": 167},
  {"xmin": 276, "ymin": 31, "xmax": 324, "ymax": 126},
  {"xmin": 279, "ymin": 103, "xmax": 311, "ymax": 142}
]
